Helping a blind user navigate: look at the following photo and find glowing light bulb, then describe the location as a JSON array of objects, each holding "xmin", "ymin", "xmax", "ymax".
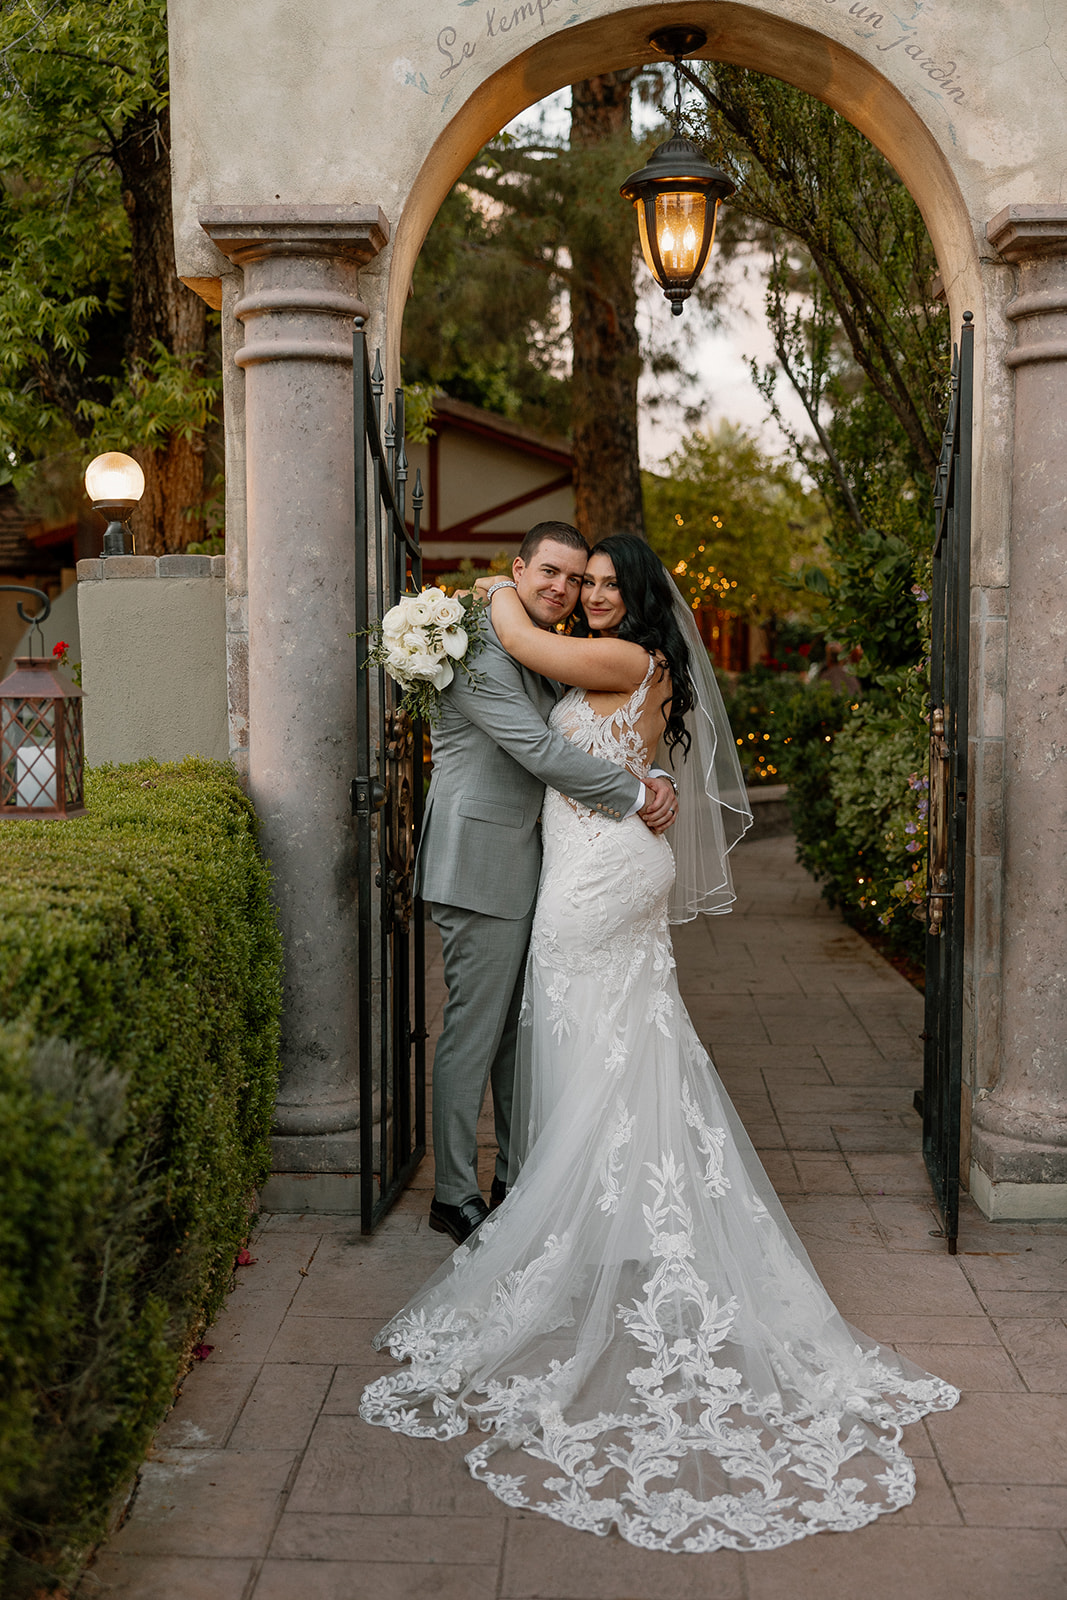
[{"xmin": 683, "ymin": 223, "xmax": 697, "ymax": 254}]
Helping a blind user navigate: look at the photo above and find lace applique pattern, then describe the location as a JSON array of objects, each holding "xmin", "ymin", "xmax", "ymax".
[
  {"xmin": 362, "ymin": 1147, "xmax": 958, "ymax": 1551},
  {"xmin": 360, "ymin": 641, "xmax": 960, "ymax": 1553},
  {"xmin": 681, "ymin": 1077, "xmax": 730, "ymax": 1196},
  {"xmin": 597, "ymin": 1094, "xmax": 635, "ymax": 1213}
]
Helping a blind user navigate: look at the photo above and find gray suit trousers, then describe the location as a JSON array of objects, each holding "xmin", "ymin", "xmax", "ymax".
[{"xmin": 428, "ymin": 900, "xmax": 533, "ymax": 1205}]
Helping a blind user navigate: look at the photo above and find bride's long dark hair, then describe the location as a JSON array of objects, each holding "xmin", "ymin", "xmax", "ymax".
[{"xmin": 573, "ymin": 533, "xmax": 695, "ymax": 760}]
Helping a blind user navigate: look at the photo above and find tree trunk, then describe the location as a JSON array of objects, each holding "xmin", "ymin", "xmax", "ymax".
[
  {"xmin": 116, "ymin": 100, "xmax": 208, "ymax": 554},
  {"xmin": 569, "ymin": 74, "xmax": 645, "ymax": 542}
]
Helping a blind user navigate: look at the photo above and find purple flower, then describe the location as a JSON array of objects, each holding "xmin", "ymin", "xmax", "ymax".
[
  {"xmin": 905, "ymin": 823, "xmax": 917, "ymax": 835},
  {"xmin": 906, "ymin": 841, "xmax": 921, "ymax": 853}
]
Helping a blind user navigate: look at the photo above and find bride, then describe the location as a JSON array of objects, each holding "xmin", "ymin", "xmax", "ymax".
[{"xmin": 360, "ymin": 535, "xmax": 959, "ymax": 1553}]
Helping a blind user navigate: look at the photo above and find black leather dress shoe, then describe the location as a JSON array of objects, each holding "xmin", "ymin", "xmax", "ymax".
[
  {"xmin": 429, "ymin": 1194, "xmax": 489, "ymax": 1244},
  {"xmin": 489, "ymin": 1176, "xmax": 507, "ymax": 1210}
]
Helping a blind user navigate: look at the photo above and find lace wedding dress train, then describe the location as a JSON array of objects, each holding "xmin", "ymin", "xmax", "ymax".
[{"xmin": 360, "ymin": 665, "xmax": 959, "ymax": 1553}]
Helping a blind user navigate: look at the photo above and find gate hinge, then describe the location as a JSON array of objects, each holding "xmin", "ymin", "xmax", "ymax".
[{"xmin": 352, "ymin": 776, "xmax": 387, "ymax": 817}]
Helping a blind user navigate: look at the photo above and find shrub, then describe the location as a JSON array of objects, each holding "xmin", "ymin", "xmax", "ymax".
[
  {"xmin": 0, "ymin": 759, "xmax": 281, "ymax": 1593},
  {"xmin": 777, "ymin": 671, "xmax": 928, "ymax": 965},
  {"xmin": 775, "ymin": 681, "xmax": 853, "ymax": 878},
  {"xmin": 827, "ymin": 666, "xmax": 929, "ymax": 960},
  {"xmin": 719, "ymin": 665, "xmax": 813, "ymax": 786}
]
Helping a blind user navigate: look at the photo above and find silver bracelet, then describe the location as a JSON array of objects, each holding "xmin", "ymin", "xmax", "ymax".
[{"xmin": 485, "ymin": 579, "xmax": 518, "ymax": 600}]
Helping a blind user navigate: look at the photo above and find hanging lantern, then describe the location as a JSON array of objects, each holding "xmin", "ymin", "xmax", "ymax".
[
  {"xmin": 0, "ymin": 654, "xmax": 86, "ymax": 819},
  {"xmin": 621, "ymin": 134, "xmax": 735, "ymax": 317},
  {"xmin": 85, "ymin": 450, "xmax": 145, "ymax": 557},
  {"xmin": 620, "ymin": 27, "xmax": 736, "ymax": 316}
]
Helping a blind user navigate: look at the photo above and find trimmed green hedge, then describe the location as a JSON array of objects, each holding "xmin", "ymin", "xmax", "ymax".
[{"xmin": 0, "ymin": 759, "xmax": 282, "ymax": 1594}]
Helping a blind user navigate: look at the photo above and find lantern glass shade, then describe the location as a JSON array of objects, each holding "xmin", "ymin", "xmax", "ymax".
[
  {"xmin": 636, "ymin": 190, "xmax": 715, "ymax": 285},
  {"xmin": 621, "ymin": 134, "xmax": 735, "ymax": 315},
  {"xmin": 84, "ymin": 451, "xmax": 145, "ymax": 508},
  {"xmin": 0, "ymin": 657, "xmax": 86, "ymax": 819}
]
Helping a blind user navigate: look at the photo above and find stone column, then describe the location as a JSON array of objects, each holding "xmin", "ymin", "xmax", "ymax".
[
  {"xmin": 201, "ymin": 207, "xmax": 388, "ymax": 1210},
  {"xmin": 971, "ymin": 206, "xmax": 1067, "ymax": 1220}
]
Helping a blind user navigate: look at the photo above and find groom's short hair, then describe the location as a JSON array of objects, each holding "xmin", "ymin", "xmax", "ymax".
[{"xmin": 519, "ymin": 522, "xmax": 590, "ymax": 563}]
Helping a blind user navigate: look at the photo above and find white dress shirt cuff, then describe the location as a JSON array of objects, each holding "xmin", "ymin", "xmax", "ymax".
[
  {"xmin": 625, "ymin": 782, "xmax": 647, "ymax": 818},
  {"xmin": 624, "ymin": 769, "xmax": 673, "ymax": 818}
]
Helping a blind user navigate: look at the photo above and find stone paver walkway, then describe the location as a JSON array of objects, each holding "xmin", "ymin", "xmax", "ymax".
[{"xmin": 80, "ymin": 836, "xmax": 1067, "ymax": 1599}]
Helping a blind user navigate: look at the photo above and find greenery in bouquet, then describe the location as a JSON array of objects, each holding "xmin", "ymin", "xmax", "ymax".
[{"xmin": 364, "ymin": 588, "xmax": 487, "ymax": 725}]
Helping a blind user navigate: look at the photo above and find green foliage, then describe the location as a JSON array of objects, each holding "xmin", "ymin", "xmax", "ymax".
[
  {"xmin": 402, "ymin": 383, "xmax": 441, "ymax": 446},
  {"xmin": 777, "ymin": 671, "xmax": 929, "ymax": 962},
  {"xmin": 402, "ymin": 181, "xmax": 572, "ymax": 437},
  {"xmin": 0, "ymin": 759, "xmax": 281, "ymax": 1591},
  {"xmin": 402, "ymin": 86, "xmax": 712, "ymax": 447},
  {"xmin": 76, "ymin": 340, "xmax": 222, "ymax": 453},
  {"xmin": 676, "ymin": 66, "xmax": 947, "ymax": 966},
  {"xmin": 719, "ymin": 666, "xmax": 815, "ymax": 787},
  {"xmin": 775, "ymin": 681, "xmax": 855, "ymax": 894},
  {"xmin": 692, "ymin": 65, "xmax": 948, "ymax": 481},
  {"xmin": 644, "ymin": 421, "xmax": 828, "ymax": 624},
  {"xmin": 828, "ymin": 666, "xmax": 930, "ymax": 951},
  {"xmin": 689, "ymin": 67, "xmax": 945, "ymax": 661},
  {"xmin": 0, "ymin": 1, "xmax": 219, "ymax": 546},
  {"xmin": 0, "ymin": 3, "xmax": 165, "ymax": 460}
]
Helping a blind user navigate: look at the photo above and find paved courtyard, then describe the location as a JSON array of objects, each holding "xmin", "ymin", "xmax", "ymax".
[{"xmin": 80, "ymin": 835, "xmax": 1067, "ymax": 1599}]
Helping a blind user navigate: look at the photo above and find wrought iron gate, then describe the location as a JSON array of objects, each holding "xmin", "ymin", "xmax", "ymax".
[
  {"xmin": 353, "ymin": 321, "xmax": 427, "ymax": 1234},
  {"xmin": 920, "ymin": 312, "xmax": 974, "ymax": 1255}
]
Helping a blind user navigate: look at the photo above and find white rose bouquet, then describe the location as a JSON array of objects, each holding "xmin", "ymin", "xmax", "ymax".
[{"xmin": 364, "ymin": 587, "xmax": 487, "ymax": 724}]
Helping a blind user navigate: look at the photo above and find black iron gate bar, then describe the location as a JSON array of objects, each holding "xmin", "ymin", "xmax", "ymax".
[
  {"xmin": 921, "ymin": 311, "xmax": 974, "ymax": 1256},
  {"xmin": 353, "ymin": 318, "xmax": 427, "ymax": 1235}
]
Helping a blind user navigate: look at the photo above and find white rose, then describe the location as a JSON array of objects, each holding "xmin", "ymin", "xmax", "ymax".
[
  {"xmin": 431, "ymin": 593, "xmax": 465, "ymax": 627},
  {"xmin": 382, "ymin": 603, "xmax": 408, "ymax": 639},
  {"xmin": 384, "ymin": 639, "xmax": 410, "ymax": 665},
  {"xmin": 406, "ymin": 651, "xmax": 455, "ymax": 691},
  {"xmin": 440, "ymin": 624, "xmax": 468, "ymax": 659},
  {"xmin": 406, "ymin": 649, "xmax": 440, "ymax": 680},
  {"xmin": 406, "ymin": 596, "xmax": 434, "ymax": 626},
  {"xmin": 384, "ymin": 643, "xmax": 415, "ymax": 682},
  {"xmin": 403, "ymin": 625, "xmax": 431, "ymax": 652}
]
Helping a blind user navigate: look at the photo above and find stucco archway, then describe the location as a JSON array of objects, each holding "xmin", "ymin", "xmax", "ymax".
[
  {"xmin": 385, "ymin": 4, "xmax": 981, "ymax": 367},
  {"xmin": 167, "ymin": 0, "xmax": 1067, "ymax": 1220}
]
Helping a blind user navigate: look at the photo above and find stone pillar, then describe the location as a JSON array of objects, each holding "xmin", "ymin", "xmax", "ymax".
[
  {"xmin": 971, "ymin": 206, "xmax": 1067, "ymax": 1220},
  {"xmin": 201, "ymin": 207, "xmax": 388, "ymax": 1210}
]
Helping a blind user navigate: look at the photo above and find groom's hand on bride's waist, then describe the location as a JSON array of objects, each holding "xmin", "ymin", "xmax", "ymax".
[{"xmin": 638, "ymin": 774, "xmax": 678, "ymax": 834}]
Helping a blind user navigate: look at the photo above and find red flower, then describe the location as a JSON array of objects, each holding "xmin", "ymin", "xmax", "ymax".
[
  {"xmin": 191, "ymin": 1343, "xmax": 214, "ymax": 1361},
  {"xmin": 235, "ymin": 1249, "xmax": 257, "ymax": 1266},
  {"xmin": 798, "ymin": 643, "xmax": 812, "ymax": 657},
  {"xmin": 52, "ymin": 641, "xmax": 68, "ymax": 658}
]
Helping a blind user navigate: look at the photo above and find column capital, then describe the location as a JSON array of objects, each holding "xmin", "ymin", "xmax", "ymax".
[
  {"xmin": 201, "ymin": 207, "xmax": 391, "ymax": 370},
  {"xmin": 987, "ymin": 205, "xmax": 1067, "ymax": 262},
  {"xmin": 199, "ymin": 204, "xmax": 390, "ymax": 268},
  {"xmin": 988, "ymin": 208, "xmax": 1067, "ymax": 369}
]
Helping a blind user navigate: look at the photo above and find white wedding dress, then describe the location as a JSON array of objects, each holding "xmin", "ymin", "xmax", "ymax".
[{"xmin": 360, "ymin": 659, "xmax": 959, "ymax": 1553}]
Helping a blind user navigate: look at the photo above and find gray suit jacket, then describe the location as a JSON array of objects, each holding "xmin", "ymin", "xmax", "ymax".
[{"xmin": 415, "ymin": 620, "xmax": 640, "ymax": 919}]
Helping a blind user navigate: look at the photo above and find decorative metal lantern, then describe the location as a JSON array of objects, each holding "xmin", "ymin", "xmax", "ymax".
[
  {"xmin": 0, "ymin": 653, "xmax": 86, "ymax": 819},
  {"xmin": 85, "ymin": 450, "xmax": 145, "ymax": 556},
  {"xmin": 620, "ymin": 27, "xmax": 736, "ymax": 316}
]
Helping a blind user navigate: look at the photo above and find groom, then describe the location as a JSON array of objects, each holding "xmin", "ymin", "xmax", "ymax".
[{"xmin": 415, "ymin": 521, "xmax": 677, "ymax": 1243}]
